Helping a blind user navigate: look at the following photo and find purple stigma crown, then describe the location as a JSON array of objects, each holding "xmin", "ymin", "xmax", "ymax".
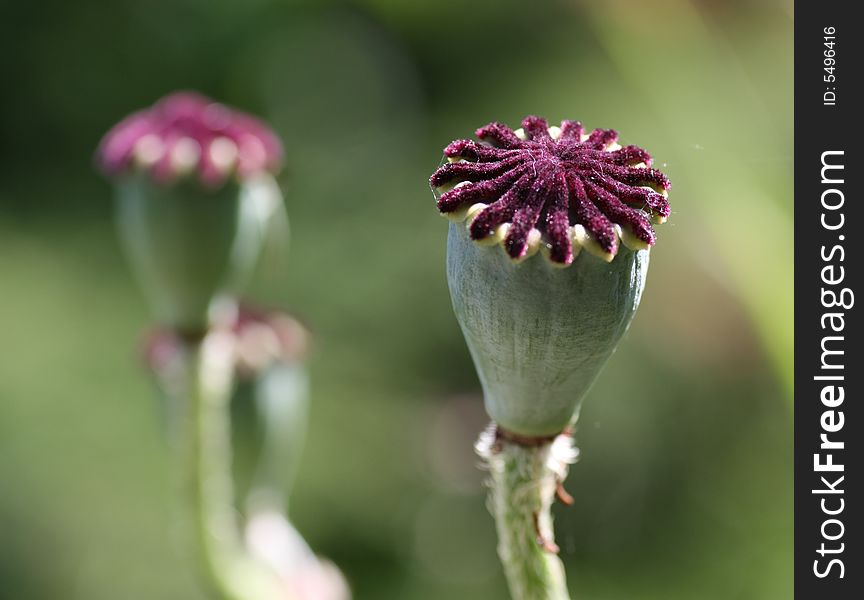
[
  {"xmin": 97, "ymin": 92, "xmax": 283, "ymax": 187},
  {"xmin": 144, "ymin": 303, "xmax": 309, "ymax": 381},
  {"xmin": 430, "ymin": 116, "xmax": 671, "ymax": 265}
]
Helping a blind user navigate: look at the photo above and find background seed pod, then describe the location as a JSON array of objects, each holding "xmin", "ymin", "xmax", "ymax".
[
  {"xmin": 231, "ymin": 361, "xmax": 310, "ymax": 515},
  {"xmin": 115, "ymin": 174, "xmax": 282, "ymax": 330}
]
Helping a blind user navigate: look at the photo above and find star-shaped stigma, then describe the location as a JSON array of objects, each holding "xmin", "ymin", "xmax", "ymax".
[
  {"xmin": 97, "ymin": 92, "xmax": 283, "ymax": 187},
  {"xmin": 429, "ymin": 116, "xmax": 671, "ymax": 265}
]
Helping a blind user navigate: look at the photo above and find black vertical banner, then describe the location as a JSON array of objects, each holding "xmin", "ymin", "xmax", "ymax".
[{"xmin": 795, "ymin": 1, "xmax": 861, "ymax": 598}]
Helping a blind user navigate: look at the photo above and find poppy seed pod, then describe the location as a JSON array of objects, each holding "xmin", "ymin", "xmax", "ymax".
[
  {"xmin": 144, "ymin": 304, "xmax": 311, "ymax": 513},
  {"xmin": 447, "ymin": 224, "xmax": 648, "ymax": 437},
  {"xmin": 431, "ymin": 116, "xmax": 671, "ymax": 600},
  {"xmin": 142, "ymin": 307, "xmax": 334, "ymax": 600},
  {"xmin": 228, "ymin": 306, "xmax": 311, "ymax": 514},
  {"xmin": 432, "ymin": 116, "xmax": 669, "ymax": 438},
  {"xmin": 98, "ymin": 92, "xmax": 284, "ymax": 331}
]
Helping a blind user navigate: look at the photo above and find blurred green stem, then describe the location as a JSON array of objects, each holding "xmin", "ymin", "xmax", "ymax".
[
  {"xmin": 181, "ymin": 333, "xmax": 287, "ymax": 600},
  {"xmin": 478, "ymin": 426, "xmax": 573, "ymax": 600}
]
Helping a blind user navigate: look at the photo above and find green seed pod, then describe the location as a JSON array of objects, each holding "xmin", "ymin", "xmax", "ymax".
[
  {"xmin": 115, "ymin": 174, "xmax": 281, "ymax": 330},
  {"xmin": 145, "ymin": 305, "xmax": 311, "ymax": 511},
  {"xmin": 97, "ymin": 92, "xmax": 285, "ymax": 331},
  {"xmin": 231, "ymin": 333, "xmax": 310, "ymax": 513},
  {"xmin": 431, "ymin": 116, "xmax": 671, "ymax": 437},
  {"xmin": 432, "ymin": 117, "xmax": 671, "ymax": 600},
  {"xmin": 448, "ymin": 223, "xmax": 648, "ymax": 437}
]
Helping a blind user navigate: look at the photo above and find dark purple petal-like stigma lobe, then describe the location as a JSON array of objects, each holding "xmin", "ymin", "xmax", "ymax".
[
  {"xmin": 430, "ymin": 116, "xmax": 671, "ymax": 265},
  {"xmin": 97, "ymin": 91, "xmax": 283, "ymax": 188}
]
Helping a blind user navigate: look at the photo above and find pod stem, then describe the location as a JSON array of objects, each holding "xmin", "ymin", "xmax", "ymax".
[
  {"xmin": 179, "ymin": 332, "xmax": 287, "ymax": 600},
  {"xmin": 476, "ymin": 424, "xmax": 577, "ymax": 600}
]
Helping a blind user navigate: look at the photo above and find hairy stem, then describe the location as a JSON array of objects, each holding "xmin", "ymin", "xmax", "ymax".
[
  {"xmin": 476, "ymin": 425, "xmax": 576, "ymax": 600},
  {"xmin": 180, "ymin": 332, "xmax": 286, "ymax": 600}
]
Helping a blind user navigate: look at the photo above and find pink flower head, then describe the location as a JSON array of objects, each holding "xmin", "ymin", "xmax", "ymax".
[
  {"xmin": 97, "ymin": 92, "xmax": 283, "ymax": 187},
  {"xmin": 430, "ymin": 116, "xmax": 671, "ymax": 264}
]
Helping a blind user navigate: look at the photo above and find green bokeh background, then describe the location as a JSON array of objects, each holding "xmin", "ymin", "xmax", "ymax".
[{"xmin": 0, "ymin": 0, "xmax": 792, "ymax": 598}]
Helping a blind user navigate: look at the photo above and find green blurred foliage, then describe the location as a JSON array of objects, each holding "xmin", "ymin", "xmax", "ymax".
[{"xmin": 0, "ymin": 0, "xmax": 791, "ymax": 599}]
